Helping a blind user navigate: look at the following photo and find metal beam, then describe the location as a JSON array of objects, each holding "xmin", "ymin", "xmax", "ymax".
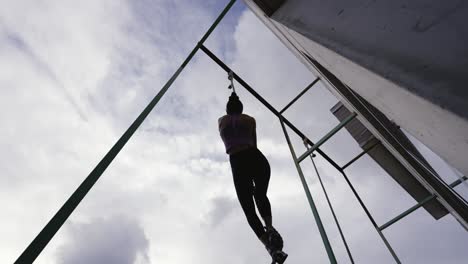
[
  {"xmin": 341, "ymin": 140, "xmax": 381, "ymax": 170},
  {"xmin": 306, "ymin": 144, "xmax": 355, "ymax": 263},
  {"xmin": 339, "ymin": 171, "xmax": 401, "ymax": 263},
  {"xmin": 298, "ymin": 113, "xmax": 357, "ymax": 162},
  {"xmin": 379, "ymin": 176, "xmax": 468, "ymax": 231},
  {"xmin": 303, "ymin": 54, "xmax": 468, "ymax": 229},
  {"xmin": 14, "ymin": 1, "xmax": 238, "ymax": 263},
  {"xmin": 280, "ymin": 77, "xmax": 320, "ymax": 114},
  {"xmin": 280, "ymin": 118, "xmax": 337, "ymax": 264}
]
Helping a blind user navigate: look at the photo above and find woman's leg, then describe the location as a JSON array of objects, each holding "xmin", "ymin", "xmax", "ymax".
[
  {"xmin": 253, "ymin": 151, "xmax": 285, "ymax": 254},
  {"xmin": 231, "ymin": 154, "xmax": 266, "ymax": 238},
  {"xmin": 253, "ymin": 150, "xmax": 272, "ymax": 228}
]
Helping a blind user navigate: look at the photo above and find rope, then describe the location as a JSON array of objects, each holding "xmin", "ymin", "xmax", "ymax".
[{"xmin": 304, "ymin": 140, "xmax": 355, "ymax": 264}]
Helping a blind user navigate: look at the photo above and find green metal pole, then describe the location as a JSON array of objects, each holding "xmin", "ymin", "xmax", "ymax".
[
  {"xmin": 15, "ymin": 1, "xmax": 237, "ymax": 263},
  {"xmin": 199, "ymin": 44, "xmax": 344, "ymax": 172},
  {"xmin": 280, "ymin": 77, "xmax": 320, "ymax": 114},
  {"xmin": 306, "ymin": 143, "xmax": 355, "ymax": 263},
  {"xmin": 379, "ymin": 176, "xmax": 468, "ymax": 231},
  {"xmin": 298, "ymin": 113, "xmax": 357, "ymax": 162},
  {"xmin": 280, "ymin": 117, "xmax": 337, "ymax": 264},
  {"xmin": 339, "ymin": 171, "xmax": 401, "ymax": 263}
]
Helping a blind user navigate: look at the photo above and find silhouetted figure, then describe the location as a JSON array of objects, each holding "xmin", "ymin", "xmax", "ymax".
[{"xmin": 218, "ymin": 92, "xmax": 287, "ymax": 263}]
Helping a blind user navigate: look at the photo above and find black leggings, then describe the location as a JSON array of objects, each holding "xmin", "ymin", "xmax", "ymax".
[{"xmin": 230, "ymin": 148, "xmax": 272, "ymax": 238}]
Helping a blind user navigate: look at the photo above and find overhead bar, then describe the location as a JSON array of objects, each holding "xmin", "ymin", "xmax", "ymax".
[{"xmin": 199, "ymin": 44, "xmax": 343, "ymax": 171}]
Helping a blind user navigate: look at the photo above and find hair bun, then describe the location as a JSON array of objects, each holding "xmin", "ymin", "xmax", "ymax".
[
  {"xmin": 226, "ymin": 92, "xmax": 243, "ymax": 115},
  {"xmin": 229, "ymin": 92, "xmax": 240, "ymax": 102}
]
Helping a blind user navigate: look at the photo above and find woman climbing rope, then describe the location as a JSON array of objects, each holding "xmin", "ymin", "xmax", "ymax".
[{"xmin": 218, "ymin": 88, "xmax": 288, "ymax": 264}]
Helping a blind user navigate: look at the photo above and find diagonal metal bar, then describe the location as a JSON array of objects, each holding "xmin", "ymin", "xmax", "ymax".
[
  {"xmin": 280, "ymin": 77, "xmax": 320, "ymax": 114},
  {"xmin": 341, "ymin": 140, "xmax": 381, "ymax": 170},
  {"xmin": 339, "ymin": 170, "xmax": 401, "ymax": 263},
  {"xmin": 14, "ymin": 1, "xmax": 238, "ymax": 263},
  {"xmin": 305, "ymin": 143, "xmax": 355, "ymax": 263},
  {"xmin": 379, "ymin": 176, "xmax": 468, "ymax": 231},
  {"xmin": 280, "ymin": 118, "xmax": 337, "ymax": 264},
  {"xmin": 341, "ymin": 83, "xmax": 468, "ymax": 227},
  {"xmin": 298, "ymin": 113, "xmax": 357, "ymax": 163},
  {"xmin": 199, "ymin": 44, "xmax": 342, "ymax": 171}
]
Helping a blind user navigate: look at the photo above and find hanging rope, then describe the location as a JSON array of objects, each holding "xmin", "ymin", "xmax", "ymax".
[
  {"xmin": 228, "ymin": 70, "xmax": 237, "ymax": 93},
  {"xmin": 304, "ymin": 139, "xmax": 355, "ymax": 264}
]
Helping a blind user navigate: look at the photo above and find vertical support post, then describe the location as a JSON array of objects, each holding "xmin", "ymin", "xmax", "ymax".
[
  {"xmin": 339, "ymin": 170, "xmax": 401, "ymax": 263},
  {"xmin": 14, "ymin": 1, "xmax": 238, "ymax": 263},
  {"xmin": 305, "ymin": 143, "xmax": 355, "ymax": 264},
  {"xmin": 279, "ymin": 117, "xmax": 337, "ymax": 264}
]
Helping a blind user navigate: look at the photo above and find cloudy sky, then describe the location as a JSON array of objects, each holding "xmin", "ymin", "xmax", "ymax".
[{"xmin": 1, "ymin": 0, "xmax": 467, "ymax": 263}]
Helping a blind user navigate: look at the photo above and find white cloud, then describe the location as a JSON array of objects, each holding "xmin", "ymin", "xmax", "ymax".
[
  {"xmin": 56, "ymin": 216, "xmax": 149, "ymax": 264},
  {"xmin": 1, "ymin": 1, "xmax": 467, "ymax": 264}
]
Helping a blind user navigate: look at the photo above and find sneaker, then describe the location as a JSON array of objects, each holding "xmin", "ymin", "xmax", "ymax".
[
  {"xmin": 271, "ymin": 250, "xmax": 288, "ymax": 264},
  {"xmin": 266, "ymin": 227, "xmax": 283, "ymax": 251}
]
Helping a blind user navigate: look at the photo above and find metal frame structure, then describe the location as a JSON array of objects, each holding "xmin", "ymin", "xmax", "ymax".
[{"xmin": 15, "ymin": 1, "xmax": 468, "ymax": 263}]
